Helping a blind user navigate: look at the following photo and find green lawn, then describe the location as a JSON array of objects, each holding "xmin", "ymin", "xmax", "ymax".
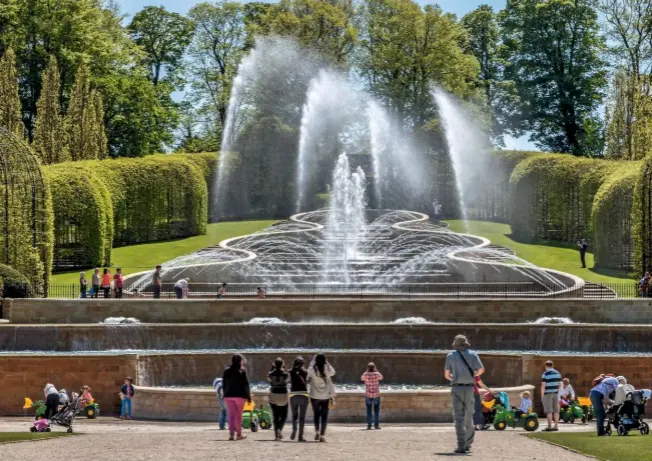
[
  {"xmin": 51, "ymin": 220, "xmax": 276, "ymax": 284},
  {"xmin": 0, "ymin": 432, "xmax": 71, "ymax": 443},
  {"xmin": 446, "ymin": 220, "xmax": 634, "ymax": 285},
  {"xmin": 530, "ymin": 432, "xmax": 652, "ymax": 461}
]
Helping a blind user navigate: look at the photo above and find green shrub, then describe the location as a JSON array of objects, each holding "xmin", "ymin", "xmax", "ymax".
[
  {"xmin": 45, "ymin": 164, "xmax": 113, "ymax": 270},
  {"xmin": 0, "ymin": 263, "xmax": 34, "ymax": 298}
]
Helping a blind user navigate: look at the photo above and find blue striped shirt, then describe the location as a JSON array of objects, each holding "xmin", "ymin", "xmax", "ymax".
[{"xmin": 542, "ymin": 368, "xmax": 561, "ymax": 394}]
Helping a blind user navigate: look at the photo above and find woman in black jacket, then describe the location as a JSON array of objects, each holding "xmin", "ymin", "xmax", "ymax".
[
  {"xmin": 289, "ymin": 356, "xmax": 309, "ymax": 442},
  {"xmin": 268, "ymin": 358, "xmax": 290, "ymax": 440},
  {"xmin": 222, "ymin": 354, "xmax": 251, "ymax": 440}
]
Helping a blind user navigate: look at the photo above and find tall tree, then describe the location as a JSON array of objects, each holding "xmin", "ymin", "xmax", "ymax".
[
  {"xmin": 263, "ymin": 0, "xmax": 358, "ymax": 66},
  {"xmin": 599, "ymin": 0, "xmax": 652, "ymax": 159},
  {"xmin": 501, "ymin": 0, "xmax": 607, "ymax": 156},
  {"xmin": 128, "ymin": 6, "xmax": 195, "ymax": 86},
  {"xmin": 359, "ymin": 0, "xmax": 479, "ymax": 129},
  {"xmin": 92, "ymin": 90, "xmax": 108, "ymax": 160},
  {"xmin": 33, "ymin": 56, "xmax": 68, "ymax": 164},
  {"xmin": 0, "ymin": 48, "xmax": 24, "ymax": 137},
  {"xmin": 461, "ymin": 5, "xmax": 521, "ymax": 146},
  {"xmin": 66, "ymin": 63, "xmax": 96, "ymax": 160}
]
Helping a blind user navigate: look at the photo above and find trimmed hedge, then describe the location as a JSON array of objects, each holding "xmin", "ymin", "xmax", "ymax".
[
  {"xmin": 45, "ymin": 164, "xmax": 114, "ymax": 270},
  {"xmin": 0, "ymin": 263, "xmax": 34, "ymax": 298},
  {"xmin": 174, "ymin": 153, "xmax": 218, "ymax": 221}
]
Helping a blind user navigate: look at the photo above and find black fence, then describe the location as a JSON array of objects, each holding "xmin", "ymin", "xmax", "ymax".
[{"xmin": 4, "ymin": 281, "xmax": 645, "ymax": 299}]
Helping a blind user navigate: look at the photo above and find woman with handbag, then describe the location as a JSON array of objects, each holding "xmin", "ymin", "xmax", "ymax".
[{"xmin": 308, "ymin": 353, "xmax": 335, "ymax": 442}]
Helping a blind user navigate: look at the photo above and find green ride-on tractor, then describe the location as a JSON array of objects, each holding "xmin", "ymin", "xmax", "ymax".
[
  {"xmin": 492, "ymin": 392, "xmax": 539, "ymax": 432},
  {"xmin": 242, "ymin": 400, "xmax": 272, "ymax": 432},
  {"xmin": 560, "ymin": 400, "xmax": 587, "ymax": 424}
]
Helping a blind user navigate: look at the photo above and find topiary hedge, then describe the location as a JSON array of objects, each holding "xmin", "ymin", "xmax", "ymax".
[
  {"xmin": 592, "ymin": 163, "xmax": 639, "ymax": 270},
  {"xmin": 45, "ymin": 164, "xmax": 114, "ymax": 270},
  {"xmin": 0, "ymin": 263, "xmax": 34, "ymax": 298},
  {"xmin": 509, "ymin": 154, "xmax": 620, "ymax": 243},
  {"xmin": 174, "ymin": 153, "xmax": 218, "ymax": 221},
  {"xmin": 87, "ymin": 155, "xmax": 208, "ymax": 246},
  {"xmin": 633, "ymin": 156, "xmax": 652, "ymax": 274}
]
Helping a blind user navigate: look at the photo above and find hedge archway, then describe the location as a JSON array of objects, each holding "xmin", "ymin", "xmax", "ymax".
[
  {"xmin": 0, "ymin": 128, "xmax": 53, "ymax": 294},
  {"xmin": 46, "ymin": 164, "xmax": 113, "ymax": 270}
]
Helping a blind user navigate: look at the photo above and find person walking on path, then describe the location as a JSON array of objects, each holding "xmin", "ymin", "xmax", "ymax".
[
  {"xmin": 289, "ymin": 356, "xmax": 309, "ymax": 442},
  {"xmin": 152, "ymin": 265, "xmax": 162, "ymax": 299},
  {"xmin": 120, "ymin": 377, "xmax": 135, "ymax": 420},
  {"xmin": 590, "ymin": 375, "xmax": 619, "ymax": 436},
  {"xmin": 113, "ymin": 268, "xmax": 124, "ymax": 298},
  {"xmin": 541, "ymin": 360, "xmax": 562, "ymax": 431},
  {"xmin": 308, "ymin": 353, "xmax": 335, "ymax": 442},
  {"xmin": 222, "ymin": 354, "xmax": 251, "ymax": 441},
  {"xmin": 361, "ymin": 362, "xmax": 383, "ymax": 430},
  {"xmin": 444, "ymin": 334, "xmax": 484, "ymax": 454},
  {"xmin": 174, "ymin": 278, "xmax": 189, "ymax": 299},
  {"xmin": 268, "ymin": 358, "xmax": 290, "ymax": 440},
  {"xmin": 213, "ymin": 377, "xmax": 227, "ymax": 430},
  {"xmin": 91, "ymin": 268, "xmax": 100, "ymax": 298},
  {"xmin": 472, "ymin": 374, "xmax": 492, "ymax": 431},
  {"xmin": 101, "ymin": 268, "xmax": 112, "ymax": 298},
  {"xmin": 577, "ymin": 239, "xmax": 588, "ymax": 268},
  {"xmin": 79, "ymin": 272, "xmax": 87, "ymax": 298},
  {"xmin": 217, "ymin": 282, "xmax": 227, "ymax": 299}
]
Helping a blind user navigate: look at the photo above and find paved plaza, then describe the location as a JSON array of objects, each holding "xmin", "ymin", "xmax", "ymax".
[{"xmin": 0, "ymin": 418, "xmax": 592, "ymax": 461}]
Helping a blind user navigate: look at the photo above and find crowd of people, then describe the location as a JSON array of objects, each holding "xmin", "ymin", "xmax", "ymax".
[{"xmin": 79, "ymin": 267, "xmax": 124, "ymax": 298}]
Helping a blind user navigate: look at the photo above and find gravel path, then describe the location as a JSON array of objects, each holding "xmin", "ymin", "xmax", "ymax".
[{"xmin": 0, "ymin": 418, "xmax": 590, "ymax": 461}]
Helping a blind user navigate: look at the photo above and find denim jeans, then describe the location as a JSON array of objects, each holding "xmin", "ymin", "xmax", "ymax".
[
  {"xmin": 366, "ymin": 397, "xmax": 380, "ymax": 427},
  {"xmin": 218, "ymin": 396, "xmax": 227, "ymax": 430},
  {"xmin": 121, "ymin": 397, "xmax": 132, "ymax": 417},
  {"xmin": 590, "ymin": 390, "xmax": 606, "ymax": 435}
]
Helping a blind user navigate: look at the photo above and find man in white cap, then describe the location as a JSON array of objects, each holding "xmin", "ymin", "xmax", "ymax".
[{"xmin": 444, "ymin": 334, "xmax": 484, "ymax": 454}]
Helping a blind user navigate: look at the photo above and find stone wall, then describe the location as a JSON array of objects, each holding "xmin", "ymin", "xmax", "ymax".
[
  {"xmin": 0, "ymin": 323, "xmax": 650, "ymax": 353},
  {"xmin": 5, "ymin": 298, "xmax": 652, "ymax": 324},
  {"xmin": 0, "ymin": 354, "xmax": 137, "ymax": 416},
  {"xmin": 131, "ymin": 385, "xmax": 535, "ymax": 423}
]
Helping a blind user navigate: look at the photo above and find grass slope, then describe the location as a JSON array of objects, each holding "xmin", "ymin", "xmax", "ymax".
[
  {"xmin": 51, "ymin": 220, "xmax": 276, "ymax": 285},
  {"xmin": 0, "ymin": 432, "xmax": 71, "ymax": 443},
  {"xmin": 530, "ymin": 432, "xmax": 652, "ymax": 461},
  {"xmin": 446, "ymin": 220, "xmax": 633, "ymax": 285}
]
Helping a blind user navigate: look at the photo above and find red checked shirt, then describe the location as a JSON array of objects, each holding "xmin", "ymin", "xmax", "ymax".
[{"xmin": 361, "ymin": 371, "xmax": 384, "ymax": 398}]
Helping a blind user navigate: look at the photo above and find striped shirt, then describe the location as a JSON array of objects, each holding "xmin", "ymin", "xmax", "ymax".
[{"xmin": 542, "ymin": 368, "xmax": 562, "ymax": 395}]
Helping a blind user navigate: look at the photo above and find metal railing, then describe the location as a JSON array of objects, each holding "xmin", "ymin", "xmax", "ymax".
[{"xmin": 3, "ymin": 281, "xmax": 645, "ymax": 299}]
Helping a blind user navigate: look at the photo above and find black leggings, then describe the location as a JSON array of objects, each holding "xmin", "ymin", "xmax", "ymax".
[
  {"xmin": 311, "ymin": 399, "xmax": 330, "ymax": 435},
  {"xmin": 291, "ymin": 395, "xmax": 309, "ymax": 438},
  {"xmin": 270, "ymin": 403, "xmax": 288, "ymax": 433},
  {"xmin": 45, "ymin": 393, "xmax": 59, "ymax": 420}
]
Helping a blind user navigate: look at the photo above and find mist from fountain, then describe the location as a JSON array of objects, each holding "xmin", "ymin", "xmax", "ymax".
[{"xmin": 432, "ymin": 86, "xmax": 491, "ymax": 227}]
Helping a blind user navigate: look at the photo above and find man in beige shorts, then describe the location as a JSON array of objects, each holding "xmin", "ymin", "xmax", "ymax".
[{"xmin": 540, "ymin": 360, "xmax": 562, "ymax": 431}]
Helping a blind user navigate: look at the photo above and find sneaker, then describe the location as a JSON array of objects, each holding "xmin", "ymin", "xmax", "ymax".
[
  {"xmin": 319, "ymin": 436, "xmax": 326, "ymax": 443},
  {"xmin": 298, "ymin": 437, "xmax": 307, "ymax": 442},
  {"xmin": 367, "ymin": 425, "xmax": 372, "ymax": 430},
  {"xmin": 454, "ymin": 447, "xmax": 466, "ymax": 454},
  {"xmin": 375, "ymin": 425, "xmax": 381, "ymax": 430},
  {"xmin": 228, "ymin": 436, "xmax": 235, "ymax": 441},
  {"xmin": 278, "ymin": 431, "xmax": 284, "ymax": 441},
  {"xmin": 315, "ymin": 433, "xmax": 320, "ymax": 441},
  {"xmin": 290, "ymin": 430, "xmax": 297, "ymax": 441}
]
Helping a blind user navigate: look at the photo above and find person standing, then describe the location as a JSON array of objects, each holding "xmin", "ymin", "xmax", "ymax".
[
  {"xmin": 289, "ymin": 356, "xmax": 309, "ymax": 442},
  {"xmin": 444, "ymin": 334, "xmax": 484, "ymax": 455},
  {"xmin": 91, "ymin": 267, "xmax": 100, "ymax": 298},
  {"xmin": 268, "ymin": 358, "xmax": 290, "ymax": 440},
  {"xmin": 43, "ymin": 383, "xmax": 60, "ymax": 420},
  {"xmin": 308, "ymin": 353, "xmax": 335, "ymax": 442},
  {"xmin": 472, "ymin": 374, "xmax": 492, "ymax": 431},
  {"xmin": 120, "ymin": 377, "xmax": 135, "ymax": 420},
  {"xmin": 541, "ymin": 360, "xmax": 562, "ymax": 431},
  {"xmin": 152, "ymin": 265, "xmax": 162, "ymax": 299},
  {"xmin": 101, "ymin": 268, "xmax": 112, "ymax": 298},
  {"xmin": 79, "ymin": 272, "xmax": 87, "ymax": 298},
  {"xmin": 213, "ymin": 377, "xmax": 227, "ymax": 430},
  {"xmin": 113, "ymin": 268, "xmax": 124, "ymax": 299},
  {"xmin": 589, "ymin": 375, "xmax": 619, "ymax": 436},
  {"xmin": 361, "ymin": 362, "xmax": 383, "ymax": 430},
  {"xmin": 218, "ymin": 282, "xmax": 227, "ymax": 299},
  {"xmin": 578, "ymin": 239, "xmax": 588, "ymax": 268},
  {"xmin": 174, "ymin": 278, "xmax": 189, "ymax": 299},
  {"xmin": 222, "ymin": 354, "xmax": 251, "ymax": 441}
]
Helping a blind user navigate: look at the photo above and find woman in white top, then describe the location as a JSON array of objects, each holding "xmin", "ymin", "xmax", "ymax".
[
  {"xmin": 308, "ymin": 353, "xmax": 335, "ymax": 442},
  {"xmin": 43, "ymin": 383, "xmax": 60, "ymax": 419},
  {"xmin": 558, "ymin": 378, "xmax": 575, "ymax": 406}
]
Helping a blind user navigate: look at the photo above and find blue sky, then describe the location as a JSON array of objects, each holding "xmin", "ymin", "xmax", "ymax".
[{"xmin": 116, "ymin": 0, "xmax": 532, "ymax": 148}]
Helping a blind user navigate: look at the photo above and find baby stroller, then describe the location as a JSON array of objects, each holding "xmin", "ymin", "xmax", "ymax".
[
  {"xmin": 28, "ymin": 391, "xmax": 84, "ymax": 433},
  {"xmin": 606, "ymin": 389, "xmax": 651, "ymax": 436}
]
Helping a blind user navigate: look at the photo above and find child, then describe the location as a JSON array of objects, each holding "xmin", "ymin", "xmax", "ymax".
[
  {"xmin": 361, "ymin": 362, "xmax": 383, "ymax": 430},
  {"xmin": 559, "ymin": 378, "xmax": 575, "ymax": 408},
  {"xmin": 120, "ymin": 377, "xmax": 135, "ymax": 420},
  {"xmin": 58, "ymin": 389, "xmax": 69, "ymax": 407},
  {"xmin": 515, "ymin": 391, "xmax": 532, "ymax": 418},
  {"xmin": 256, "ymin": 287, "xmax": 266, "ymax": 299},
  {"xmin": 81, "ymin": 385, "xmax": 93, "ymax": 406},
  {"xmin": 217, "ymin": 282, "xmax": 227, "ymax": 299},
  {"xmin": 213, "ymin": 377, "xmax": 227, "ymax": 430}
]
